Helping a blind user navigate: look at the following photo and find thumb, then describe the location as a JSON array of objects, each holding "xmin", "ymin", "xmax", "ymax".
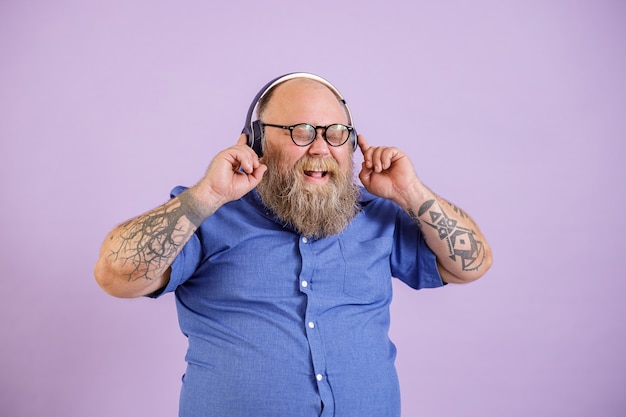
[{"xmin": 359, "ymin": 160, "xmax": 372, "ymax": 185}]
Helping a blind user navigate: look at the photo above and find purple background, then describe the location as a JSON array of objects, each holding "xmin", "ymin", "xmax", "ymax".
[{"xmin": 1, "ymin": 0, "xmax": 625, "ymax": 416}]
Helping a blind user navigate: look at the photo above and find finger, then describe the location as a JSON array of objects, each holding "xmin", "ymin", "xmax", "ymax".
[
  {"xmin": 236, "ymin": 133, "xmax": 248, "ymax": 146},
  {"xmin": 369, "ymin": 146, "xmax": 386, "ymax": 172},
  {"xmin": 380, "ymin": 148, "xmax": 398, "ymax": 170},
  {"xmin": 223, "ymin": 146, "xmax": 253, "ymax": 174},
  {"xmin": 249, "ymin": 163, "xmax": 268, "ymax": 184},
  {"xmin": 358, "ymin": 135, "xmax": 375, "ymax": 169},
  {"xmin": 234, "ymin": 134, "xmax": 261, "ymax": 173},
  {"xmin": 357, "ymin": 134, "xmax": 370, "ymax": 155},
  {"xmin": 370, "ymin": 147, "xmax": 398, "ymax": 171},
  {"xmin": 358, "ymin": 161, "xmax": 372, "ymax": 185}
]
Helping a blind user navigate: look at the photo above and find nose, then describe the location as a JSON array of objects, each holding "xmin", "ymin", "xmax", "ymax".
[{"xmin": 307, "ymin": 127, "xmax": 330, "ymax": 156}]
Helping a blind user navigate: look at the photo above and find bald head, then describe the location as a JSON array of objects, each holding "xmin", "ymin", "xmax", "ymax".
[{"xmin": 257, "ymin": 78, "xmax": 350, "ymax": 126}]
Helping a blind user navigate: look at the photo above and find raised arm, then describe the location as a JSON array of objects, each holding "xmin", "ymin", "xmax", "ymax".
[
  {"xmin": 94, "ymin": 135, "xmax": 267, "ymax": 298},
  {"xmin": 357, "ymin": 135, "xmax": 492, "ymax": 283}
]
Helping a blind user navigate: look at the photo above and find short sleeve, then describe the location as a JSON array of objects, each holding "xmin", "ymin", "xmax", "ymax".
[
  {"xmin": 148, "ymin": 185, "xmax": 204, "ymax": 297},
  {"xmin": 391, "ymin": 209, "xmax": 445, "ymax": 290},
  {"xmin": 152, "ymin": 232, "xmax": 202, "ymax": 296}
]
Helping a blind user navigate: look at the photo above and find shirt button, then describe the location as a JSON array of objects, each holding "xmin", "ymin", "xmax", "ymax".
[
  {"xmin": 308, "ymin": 321, "xmax": 315, "ymax": 329},
  {"xmin": 301, "ymin": 280, "xmax": 308, "ymax": 288},
  {"xmin": 302, "ymin": 237, "xmax": 308, "ymax": 243},
  {"xmin": 316, "ymin": 374, "xmax": 323, "ymax": 381}
]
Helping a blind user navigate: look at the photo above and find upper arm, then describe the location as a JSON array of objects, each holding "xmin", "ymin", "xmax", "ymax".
[{"xmin": 142, "ymin": 267, "xmax": 172, "ymax": 298}]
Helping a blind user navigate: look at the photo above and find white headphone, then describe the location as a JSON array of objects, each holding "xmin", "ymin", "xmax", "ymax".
[{"xmin": 241, "ymin": 72, "xmax": 357, "ymax": 157}]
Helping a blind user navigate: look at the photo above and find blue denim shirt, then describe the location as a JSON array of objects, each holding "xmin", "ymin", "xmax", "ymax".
[{"xmin": 159, "ymin": 186, "xmax": 444, "ymax": 417}]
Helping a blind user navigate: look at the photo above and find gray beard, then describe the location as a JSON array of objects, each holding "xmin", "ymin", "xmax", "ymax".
[{"xmin": 256, "ymin": 151, "xmax": 360, "ymax": 239}]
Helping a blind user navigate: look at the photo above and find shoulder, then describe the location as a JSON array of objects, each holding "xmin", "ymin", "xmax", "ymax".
[{"xmin": 358, "ymin": 186, "xmax": 401, "ymax": 215}]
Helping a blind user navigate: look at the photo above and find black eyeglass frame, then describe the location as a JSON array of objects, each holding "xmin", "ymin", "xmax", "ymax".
[{"xmin": 262, "ymin": 122, "xmax": 355, "ymax": 147}]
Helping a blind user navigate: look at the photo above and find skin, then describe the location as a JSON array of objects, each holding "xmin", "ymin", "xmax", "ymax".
[
  {"xmin": 358, "ymin": 136, "xmax": 492, "ymax": 283},
  {"xmin": 260, "ymin": 78, "xmax": 354, "ymax": 185},
  {"xmin": 94, "ymin": 78, "xmax": 492, "ymax": 298}
]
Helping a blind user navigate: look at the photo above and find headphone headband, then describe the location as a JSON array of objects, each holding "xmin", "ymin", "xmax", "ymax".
[{"xmin": 242, "ymin": 72, "xmax": 356, "ymax": 157}]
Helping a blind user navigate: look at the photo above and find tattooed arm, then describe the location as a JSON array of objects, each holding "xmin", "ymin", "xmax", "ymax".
[
  {"xmin": 94, "ymin": 135, "xmax": 267, "ymax": 298},
  {"xmin": 358, "ymin": 135, "xmax": 492, "ymax": 283},
  {"xmin": 405, "ymin": 193, "xmax": 491, "ymax": 283},
  {"xmin": 94, "ymin": 191, "xmax": 211, "ymax": 298}
]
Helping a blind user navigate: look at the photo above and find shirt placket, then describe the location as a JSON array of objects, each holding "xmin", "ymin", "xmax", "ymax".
[{"xmin": 298, "ymin": 235, "xmax": 334, "ymax": 415}]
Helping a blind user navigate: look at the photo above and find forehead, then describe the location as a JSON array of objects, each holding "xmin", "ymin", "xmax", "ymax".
[{"xmin": 261, "ymin": 78, "xmax": 349, "ymax": 124}]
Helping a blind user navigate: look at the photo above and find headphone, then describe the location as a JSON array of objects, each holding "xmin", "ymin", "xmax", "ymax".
[{"xmin": 241, "ymin": 72, "xmax": 357, "ymax": 157}]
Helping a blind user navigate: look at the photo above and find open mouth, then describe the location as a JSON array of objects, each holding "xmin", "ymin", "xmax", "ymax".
[{"xmin": 304, "ymin": 170, "xmax": 328, "ymax": 179}]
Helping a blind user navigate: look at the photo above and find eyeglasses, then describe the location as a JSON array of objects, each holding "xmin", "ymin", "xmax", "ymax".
[{"xmin": 262, "ymin": 123, "xmax": 354, "ymax": 147}]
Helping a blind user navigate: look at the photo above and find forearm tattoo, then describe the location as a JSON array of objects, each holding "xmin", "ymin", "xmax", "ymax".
[
  {"xmin": 408, "ymin": 200, "xmax": 486, "ymax": 272},
  {"xmin": 107, "ymin": 192, "xmax": 204, "ymax": 282}
]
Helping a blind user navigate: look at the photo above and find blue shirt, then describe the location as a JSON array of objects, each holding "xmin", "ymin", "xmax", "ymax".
[{"xmin": 158, "ymin": 186, "xmax": 444, "ymax": 417}]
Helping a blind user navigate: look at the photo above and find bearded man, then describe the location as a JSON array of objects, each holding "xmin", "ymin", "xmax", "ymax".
[{"xmin": 94, "ymin": 73, "xmax": 492, "ymax": 417}]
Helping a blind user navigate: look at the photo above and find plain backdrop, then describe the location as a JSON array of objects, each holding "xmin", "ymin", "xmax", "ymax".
[{"xmin": 1, "ymin": 0, "xmax": 625, "ymax": 416}]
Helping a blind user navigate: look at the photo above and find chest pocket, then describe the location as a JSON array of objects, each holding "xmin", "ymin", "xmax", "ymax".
[{"xmin": 340, "ymin": 237, "xmax": 393, "ymax": 303}]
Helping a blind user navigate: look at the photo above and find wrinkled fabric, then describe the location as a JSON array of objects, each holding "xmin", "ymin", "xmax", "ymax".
[{"xmin": 158, "ymin": 187, "xmax": 444, "ymax": 417}]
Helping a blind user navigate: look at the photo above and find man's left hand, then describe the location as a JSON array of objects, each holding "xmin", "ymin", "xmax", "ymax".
[{"xmin": 357, "ymin": 135, "xmax": 421, "ymax": 205}]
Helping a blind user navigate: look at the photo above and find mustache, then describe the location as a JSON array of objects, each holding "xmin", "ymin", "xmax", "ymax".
[{"xmin": 296, "ymin": 156, "xmax": 340, "ymax": 174}]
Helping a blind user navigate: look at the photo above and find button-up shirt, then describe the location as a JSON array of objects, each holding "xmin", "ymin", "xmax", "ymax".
[{"xmin": 158, "ymin": 186, "xmax": 444, "ymax": 417}]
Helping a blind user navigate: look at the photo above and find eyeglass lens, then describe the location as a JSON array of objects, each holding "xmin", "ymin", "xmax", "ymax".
[{"xmin": 292, "ymin": 124, "xmax": 350, "ymax": 146}]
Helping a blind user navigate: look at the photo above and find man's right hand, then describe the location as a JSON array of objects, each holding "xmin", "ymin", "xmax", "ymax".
[{"xmin": 188, "ymin": 134, "xmax": 267, "ymax": 213}]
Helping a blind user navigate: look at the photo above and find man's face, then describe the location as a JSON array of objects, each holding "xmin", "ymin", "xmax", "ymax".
[
  {"xmin": 260, "ymin": 79, "xmax": 354, "ymax": 181},
  {"xmin": 255, "ymin": 78, "xmax": 360, "ymax": 238}
]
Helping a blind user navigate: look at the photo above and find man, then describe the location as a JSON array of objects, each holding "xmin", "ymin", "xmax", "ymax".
[{"xmin": 94, "ymin": 73, "xmax": 492, "ymax": 416}]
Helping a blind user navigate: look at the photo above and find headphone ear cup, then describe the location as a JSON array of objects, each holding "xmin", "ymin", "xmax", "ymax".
[
  {"xmin": 351, "ymin": 128, "xmax": 358, "ymax": 150},
  {"xmin": 250, "ymin": 120, "xmax": 264, "ymax": 157}
]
